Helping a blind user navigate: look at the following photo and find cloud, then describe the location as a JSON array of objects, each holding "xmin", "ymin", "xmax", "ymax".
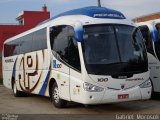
[
  {"xmin": 0, "ymin": 0, "xmax": 19, "ymax": 3},
  {"xmin": 48, "ymin": 0, "xmax": 74, "ymax": 3},
  {"xmin": 102, "ymin": 0, "xmax": 160, "ymax": 18}
]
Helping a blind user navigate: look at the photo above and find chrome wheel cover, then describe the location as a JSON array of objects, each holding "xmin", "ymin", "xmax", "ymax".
[
  {"xmin": 53, "ymin": 86, "xmax": 60, "ymax": 103},
  {"xmin": 13, "ymin": 82, "xmax": 17, "ymax": 94}
]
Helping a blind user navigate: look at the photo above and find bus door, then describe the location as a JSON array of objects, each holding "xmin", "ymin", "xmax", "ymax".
[
  {"xmin": 68, "ymin": 36, "xmax": 82, "ymax": 102},
  {"xmin": 50, "ymin": 25, "xmax": 71, "ymax": 101}
]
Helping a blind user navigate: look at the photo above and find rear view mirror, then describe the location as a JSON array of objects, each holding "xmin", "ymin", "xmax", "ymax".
[{"xmin": 74, "ymin": 22, "xmax": 84, "ymax": 42}]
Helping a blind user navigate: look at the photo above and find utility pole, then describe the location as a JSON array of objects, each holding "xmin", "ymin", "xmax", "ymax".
[{"xmin": 98, "ymin": 0, "xmax": 101, "ymax": 7}]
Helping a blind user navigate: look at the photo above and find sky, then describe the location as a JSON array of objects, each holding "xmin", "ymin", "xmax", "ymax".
[{"xmin": 0, "ymin": 0, "xmax": 160, "ymax": 23}]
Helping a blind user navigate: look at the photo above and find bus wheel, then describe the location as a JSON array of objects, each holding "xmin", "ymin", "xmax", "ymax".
[
  {"xmin": 12, "ymin": 80, "xmax": 25, "ymax": 97},
  {"xmin": 150, "ymin": 79, "xmax": 156, "ymax": 99},
  {"xmin": 51, "ymin": 82, "xmax": 67, "ymax": 108}
]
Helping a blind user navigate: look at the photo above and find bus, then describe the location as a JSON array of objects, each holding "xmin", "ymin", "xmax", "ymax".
[
  {"xmin": 2, "ymin": 6, "xmax": 152, "ymax": 108},
  {"xmin": 137, "ymin": 19, "xmax": 160, "ymax": 94}
]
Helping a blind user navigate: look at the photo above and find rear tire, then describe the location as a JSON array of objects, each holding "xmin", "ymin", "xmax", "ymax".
[
  {"xmin": 12, "ymin": 80, "xmax": 27, "ymax": 97},
  {"xmin": 51, "ymin": 82, "xmax": 67, "ymax": 108}
]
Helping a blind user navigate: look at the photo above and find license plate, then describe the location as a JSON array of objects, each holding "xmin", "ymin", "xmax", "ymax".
[{"xmin": 118, "ymin": 94, "xmax": 129, "ymax": 99}]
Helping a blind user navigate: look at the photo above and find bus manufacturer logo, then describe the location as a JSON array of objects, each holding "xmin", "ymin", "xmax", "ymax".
[
  {"xmin": 118, "ymin": 76, "xmax": 128, "ymax": 79},
  {"xmin": 126, "ymin": 78, "xmax": 144, "ymax": 81},
  {"xmin": 98, "ymin": 78, "xmax": 108, "ymax": 82},
  {"xmin": 121, "ymin": 84, "xmax": 125, "ymax": 89},
  {"xmin": 5, "ymin": 59, "xmax": 14, "ymax": 63}
]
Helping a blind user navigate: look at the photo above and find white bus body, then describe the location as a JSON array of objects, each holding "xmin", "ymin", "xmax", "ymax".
[
  {"xmin": 2, "ymin": 6, "xmax": 151, "ymax": 108},
  {"xmin": 137, "ymin": 19, "xmax": 160, "ymax": 93}
]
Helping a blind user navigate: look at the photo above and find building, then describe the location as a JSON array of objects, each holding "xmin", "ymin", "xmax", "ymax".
[
  {"xmin": 0, "ymin": 5, "xmax": 50, "ymax": 52},
  {"xmin": 0, "ymin": 5, "xmax": 50, "ymax": 80},
  {"xmin": 133, "ymin": 12, "xmax": 160, "ymax": 23},
  {"xmin": 0, "ymin": 53, "xmax": 1, "ymax": 80}
]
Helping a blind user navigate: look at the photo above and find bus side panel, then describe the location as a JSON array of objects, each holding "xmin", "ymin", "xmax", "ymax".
[
  {"xmin": 36, "ymin": 49, "xmax": 50, "ymax": 96},
  {"xmin": 15, "ymin": 49, "xmax": 50, "ymax": 95},
  {"xmin": 148, "ymin": 53, "xmax": 160, "ymax": 92},
  {"xmin": 3, "ymin": 56, "xmax": 17, "ymax": 89}
]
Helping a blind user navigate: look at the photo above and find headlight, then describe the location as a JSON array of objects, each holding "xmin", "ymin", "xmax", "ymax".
[
  {"xmin": 83, "ymin": 82, "xmax": 104, "ymax": 92},
  {"xmin": 139, "ymin": 79, "xmax": 152, "ymax": 88}
]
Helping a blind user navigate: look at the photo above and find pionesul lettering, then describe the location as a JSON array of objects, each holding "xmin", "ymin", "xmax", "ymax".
[{"xmin": 5, "ymin": 59, "xmax": 14, "ymax": 63}]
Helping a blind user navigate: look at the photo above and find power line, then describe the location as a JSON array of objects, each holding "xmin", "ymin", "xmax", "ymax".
[{"xmin": 98, "ymin": 0, "xmax": 101, "ymax": 7}]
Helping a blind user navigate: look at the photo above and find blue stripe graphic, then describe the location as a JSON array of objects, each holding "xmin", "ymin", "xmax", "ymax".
[
  {"xmin": 53, "ymin": 60, "xmax": 56, "ymax": 68},
  {"xmin": 39, "ymin": 70, "xmax": 51, "ymax": 95}
]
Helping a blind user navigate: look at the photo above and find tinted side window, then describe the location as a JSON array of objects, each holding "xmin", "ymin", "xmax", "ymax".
[
  {"xmin": 50, "ymin": 26, "xmax": 81, "ymax": 71},
  {"xmin": 4, "ymin": 39, "xmax": 20, "ymax": 57},
  {"xmin": 4, "ymin": 28, "xmax": 47, "ymax": 57},
  {"xmin": 52, "ymin": 26, "xmax": 69, "ymax": 63},
  {"xmin": 139, "ymin": 26, "xmax": 154, "ymax": 55},
  {"xmin": 32, "ymin": 28, "xmax": 47, "ymax": 51},
  {"xmin": 19, "ymin": 34, "xmax": 32, "ymax": 54}
]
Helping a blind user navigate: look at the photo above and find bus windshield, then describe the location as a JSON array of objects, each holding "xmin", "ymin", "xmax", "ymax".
[{"xmin": 82, "ymin": 24, "xmax": 148, "ymax": 75}]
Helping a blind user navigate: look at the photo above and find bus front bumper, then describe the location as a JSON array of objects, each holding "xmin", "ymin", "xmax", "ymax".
[{"xmin": 80, "ymin": 86, "xmax": 152, "ymax": 104}]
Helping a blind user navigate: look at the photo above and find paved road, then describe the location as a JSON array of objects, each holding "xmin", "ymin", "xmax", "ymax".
[{"xmin": 0, "ymin": 85, "xmax": 160, "ymax": 115}]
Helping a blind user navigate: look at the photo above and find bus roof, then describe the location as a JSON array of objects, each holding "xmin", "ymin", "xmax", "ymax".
[
  {"xmin": 4, "ymin": 6, "xmax": 128, "ymax": 44},
  {"xmin": 40, "ymin": 6, "xmax": 126, "ymax": 25}
]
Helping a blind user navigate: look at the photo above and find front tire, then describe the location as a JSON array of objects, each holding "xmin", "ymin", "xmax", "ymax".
[{"xmin": 51, "ymin": 83, "xmax": 67, "ymax": 108}]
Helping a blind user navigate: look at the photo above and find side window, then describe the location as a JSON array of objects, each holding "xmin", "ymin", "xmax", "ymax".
[
  {"xmin": 52, "ymin": 26, "xmax": 69, "ymax": 63},
  {"xmin": 4, "ymin": 28, "xmax": 47, "ymax": 57},
  {"xmin": 32, "ymin": 28, "xmax": 47, "ymax": 51},
  {"xmin": 19, "ymin": 34, "xmax": 32, "ymax": 54},
  {"xmin": 50, "ymin": 25, "xmax": 81, "ymax": 71},
  {"xmin": 4, "ymin": 39, "xmax": 20, "ymax": 57},
  {"xmin": 139, "ymin": 26, "xmax": 154, "ymax": 55}
]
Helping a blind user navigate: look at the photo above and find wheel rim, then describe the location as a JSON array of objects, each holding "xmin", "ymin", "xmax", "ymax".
[
  {"xmin": 53, "ymin": 86, "xmax": 59, "ymax": 103},
  {"xmin": 13, "ymin": 82, "xmax": 17, "ymax": 94}
]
